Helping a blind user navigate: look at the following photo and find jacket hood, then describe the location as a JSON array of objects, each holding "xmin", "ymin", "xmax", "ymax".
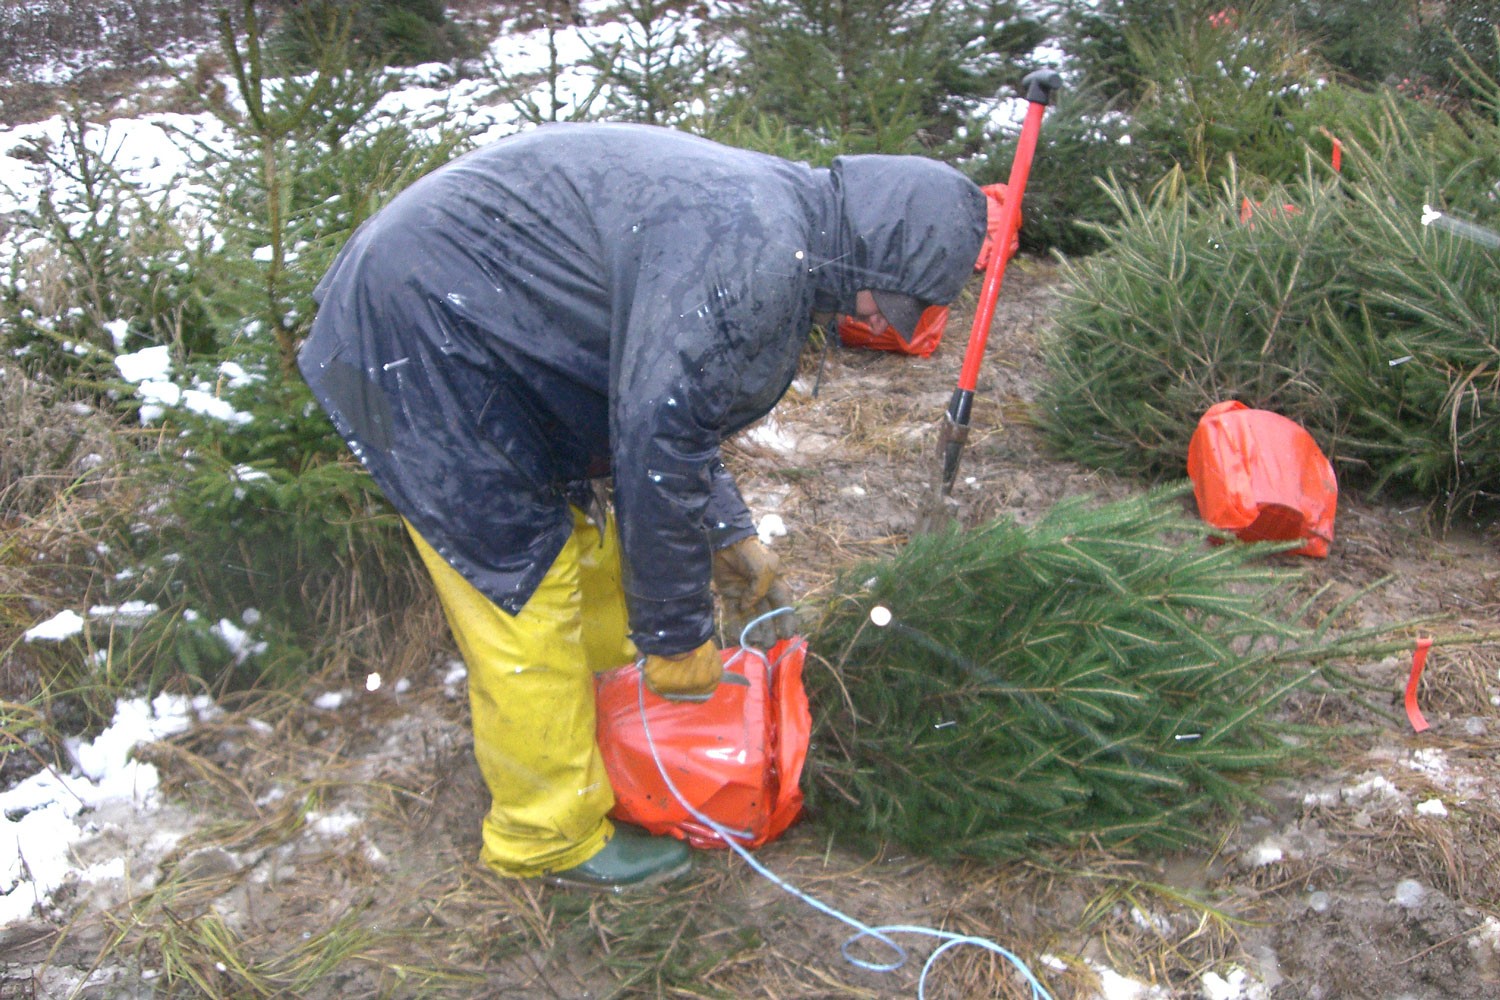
[{"xmin": 812, "ymin": 155, "xmax": 987, "ymax": 312}]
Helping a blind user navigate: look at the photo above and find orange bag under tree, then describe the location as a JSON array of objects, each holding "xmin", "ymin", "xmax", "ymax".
[
  {"xmin": 837, "ymin": 183, "xmax": 1018, "ymax": 357},
  {"xmin": 594, "ymin": 637, "xmax": 810, "ymax": 850},
  {"xmin": 1186, "ymin": 400, "xmax": 1337, "ymax": 558}
]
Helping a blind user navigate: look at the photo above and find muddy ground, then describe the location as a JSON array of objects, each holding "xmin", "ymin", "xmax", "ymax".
[{"xmin": 3, "ymin": 259, "xmax": 1498, "ymax": 999}]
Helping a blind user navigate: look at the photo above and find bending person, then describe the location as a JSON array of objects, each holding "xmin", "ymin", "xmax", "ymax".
[{"xmin": 300, "ymin": 122, "xmax": 986, "ymax": 890}]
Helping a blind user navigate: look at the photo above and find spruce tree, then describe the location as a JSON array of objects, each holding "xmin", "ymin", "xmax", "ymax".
[
  {"xmin": 584, "ymin": 0, "xmax": 726, "ymax": 126},
  {"xmin": 1038, "ymin": 83, "xmax": 1500, "ymax": 516},
  {"xmin": 806, "ymin": 487, "xmax": 1370, "ymax": 859},
  {"xmin": 720, "ymin": 0, "xmax": 1044, "ymax": 153},
  {"xmin": 274, "ymin": 0, "xmax": 475, "ymax": 68}
]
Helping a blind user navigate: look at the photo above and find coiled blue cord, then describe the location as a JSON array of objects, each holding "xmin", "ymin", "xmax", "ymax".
[{"xmin": 635, "ymin": 608, "xmax": 1054, "ymax": 1000}]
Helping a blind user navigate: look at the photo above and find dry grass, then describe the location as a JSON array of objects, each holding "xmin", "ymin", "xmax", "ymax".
[
  {"xmin": 62, "ymin": 679, "xmax": 484, "ymax": 995},
  {"xmin": 1328, "ymin": 783, "xmax": 1500, "ymax": 907},
  {"xmin": 1422, "ymin": 644, "xmax": 1500, "ymax": 718},
  {"xmin": 41, "ymin": 678, "xmax": 1119, "ymax": 997},
  {"xmin": 0, "ymin": 368, "xmax": 149, "ymax": 760},
  {"xmin": 0, "ymin": 371, "xmax": 128, "ymax": 521}
]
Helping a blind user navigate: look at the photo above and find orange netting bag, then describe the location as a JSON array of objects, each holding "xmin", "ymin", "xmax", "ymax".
[
  {"xmin": 1186, "ymin": 400, "xmax": 1338, "ymax": 558},
  {"xmin": 594, "ymin": 638, "xmax": 810, "ymax": 850}
]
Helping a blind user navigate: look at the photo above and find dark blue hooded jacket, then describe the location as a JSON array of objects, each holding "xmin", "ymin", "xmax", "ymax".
[{"xmin": 300, "ymin": 123, "xmax": 984, "ymax": 655}]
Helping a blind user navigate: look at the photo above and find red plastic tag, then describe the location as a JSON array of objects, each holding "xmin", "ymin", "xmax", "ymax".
[{"xmin": 1404, "ymin": 637, "xmax": 1432, "ymax": 733}]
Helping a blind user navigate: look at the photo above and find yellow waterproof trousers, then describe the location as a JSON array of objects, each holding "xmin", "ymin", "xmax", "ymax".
[{"xmin": 406, "ymin": 509, "xmax": 637, "ymax": 876}]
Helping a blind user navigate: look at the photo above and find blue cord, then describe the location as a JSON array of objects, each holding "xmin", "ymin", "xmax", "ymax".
[{"xmin": 635, "ymin": 609, "xmax": 1055, "ymax": 1000}]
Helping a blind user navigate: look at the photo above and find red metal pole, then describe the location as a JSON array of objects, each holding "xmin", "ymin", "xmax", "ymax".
[
  {"xmin": 957, "ymin": 100, "xmax": 1045, "ymax": 394},
  {"xmin": 940, "ymin": 70, "xmax": 1060, "ymax": 493}
]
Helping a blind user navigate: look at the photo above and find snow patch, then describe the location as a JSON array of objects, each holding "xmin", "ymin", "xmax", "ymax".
[
  {"xmin": 305, "ymin": 811, "xmax": 362, "ymax": 839},
  {"xmin": 211, "ymin": 617, "xmax": 267, "ymax": 665},
  {"xmin": 104, "ymin": 318, "xmax": 131, "ymax": 350},
  {"xmin": 114, "ymin": 345, "xmax": 172, "ymax": 384},
  {"xmin": 182, "ymin": 387, "xmax": 253, "ymax": 425},
  {"xmin": 87, "ymin": 601, "xmax": 158, "ymax": 625},
  {"xmin": 1471, "ymin": 916, "xmax": 1500, "ymax": 952},
  {"xmin": 1392, "ymin": 879, "xmax": 1427, "ymax": 909},
  {"xmin": 745, "ymin": 416, "xmax": 798, "ymax": 454},
  {"xmin": 1090, "ymin": 963, "xmax": 1171, "ymax": 1000},
  {"xmin": 312, "ymin": 691, "xmax": 349, "ymax": 711},
  {"xmin": 443, "ymin": 660, "xmax": 468, "ymax": 691},
  {"xmin": 1246, "ymin": 838, "xmax": 1285, "ymax": 867},
  {"xmin": 757, "ymin": 513, "xmax": 788, "ymax": 545},
  {"xmin": 1, "ymin": 694, "xmax": 215, "ymax": 924},
  {"xmin": 1201, "ymin": 966, "xmax": 1269, "ymax": 1000},
  {"xmin": 23, "ymin": 609, "xmax": 86, "ymax": 642},
  {"xmin": 1130, "ymin": 906, "xmax": 1172, "ymax": 935},
  {"xmin": 1408, "ymin": 748, "xmax": 1449, "ymax": 781},
  {"xmin": 1304, "ymin": 773, "xmax": 1402, "ymax": 808},
  {"xmin": 1406, "ymin": 747, "xmax": 1483, "ymax": 797}
]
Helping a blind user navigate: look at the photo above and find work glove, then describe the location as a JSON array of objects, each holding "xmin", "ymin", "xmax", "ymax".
[
  {"xmin": 643, "ymin": 640, "xmax": 723, "ymax": 701},
  {"xmin": 712, "ymin": 537, "xmax": 796, "ymax": 643}
]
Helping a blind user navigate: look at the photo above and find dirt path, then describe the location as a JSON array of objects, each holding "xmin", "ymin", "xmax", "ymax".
[{"xmin": 6, "ymin": 259, "xmax": 1499, "ymax": 999}]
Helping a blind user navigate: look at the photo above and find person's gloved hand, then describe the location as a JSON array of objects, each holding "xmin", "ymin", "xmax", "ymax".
[
  {"xmin": 643, "ymin": 640, "xmax": 723, "ymax": 701},
  {"xmin": 712, "ymin": 537, "xmax": 796, "ymax": 642}
]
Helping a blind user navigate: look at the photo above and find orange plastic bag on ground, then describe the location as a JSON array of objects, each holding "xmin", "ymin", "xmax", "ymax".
[
  {"xmin": 1186, "ymin": 400, "xmax": 1337, "ymax": 558},
  {"xmin": 837, "ymin": 305, "xmax": 950, "ymax": 357},
  {"xmin": 594, "ymin": 638, "xmax": 810, "ymax": 850}
]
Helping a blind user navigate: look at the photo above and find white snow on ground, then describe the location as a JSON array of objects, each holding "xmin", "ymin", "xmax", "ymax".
[
  {"xmin": 304, "ymin": 810, "xmax": 363, "ymax": 838},
  {"xmin": 442, "ymin": 659, "xmax": 469, "ymax": 699},
  {"xmin": 0, "ymin": 0, "xmax": 641, "ymax": 226},
  {"xmin": 1201, "ymin": 966, "xmax": 1270, "ymax": 1000},
  {"xmin": 0, "ymin": 693, "xmax": 216, "ymax": 925},
  {"xmin": 1246, "ymin": 838, "xmax": 1285, "ymax": 867},
  {"xmin": 1416, "ymin": 797, "xmax": 1448, "ymax": 817},
  {"xmin": 746, "ymin": 414, "xmax": 799, "ymax": 454},
  {"xmin": 22, "ymin": 609, "xmax": 86, "ymax": 642},
  {"xmin": 1090, "ymin": 963, "xmax": 1171, "ymax": 1000},
  {"xmin": 312, "ymin": 690, "xmax": 351, "ymax": 711},
  {"xmin": 757, "ymin": 513, "xmax": 788, "ymax": 545}
]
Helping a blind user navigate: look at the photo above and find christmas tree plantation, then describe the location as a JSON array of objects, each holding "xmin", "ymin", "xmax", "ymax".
[{"xmin": 805, "ymin": 486, "xmax": 1356, "ymax": 860}]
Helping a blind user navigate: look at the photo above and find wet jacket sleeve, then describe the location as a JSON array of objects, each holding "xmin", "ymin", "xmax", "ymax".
[
  {"xmin": 610, "ymin": 234, "xmax": 801, "ymax": 656},
  {"xmin": 705, "ymin": 461, "xmax": 756, "ymax": 551},
  {"xmin": 611, "ymin": 340, "xmax": 723, "ymax": 655}
]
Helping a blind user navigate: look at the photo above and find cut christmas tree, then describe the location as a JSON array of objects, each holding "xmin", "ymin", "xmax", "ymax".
[{"xmin": 804, "ymin": 486, "xmax": 1382, "ymax": 860}]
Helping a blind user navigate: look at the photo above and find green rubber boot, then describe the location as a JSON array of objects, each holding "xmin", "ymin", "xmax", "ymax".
[{"xmin": 547, "ymin": 824, "xmax": 692, "ymax": 892}]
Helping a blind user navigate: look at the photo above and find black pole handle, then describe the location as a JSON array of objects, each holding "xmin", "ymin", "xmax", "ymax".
[{"xmin": 1021, "ymin": 69, "xmax": 1063, "ymax": 106}]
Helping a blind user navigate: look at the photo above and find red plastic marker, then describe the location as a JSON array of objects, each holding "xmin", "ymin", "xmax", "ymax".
[{"xmin": 1404, "ymin": 637, "xmax": 1432, "ymax": 733}]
